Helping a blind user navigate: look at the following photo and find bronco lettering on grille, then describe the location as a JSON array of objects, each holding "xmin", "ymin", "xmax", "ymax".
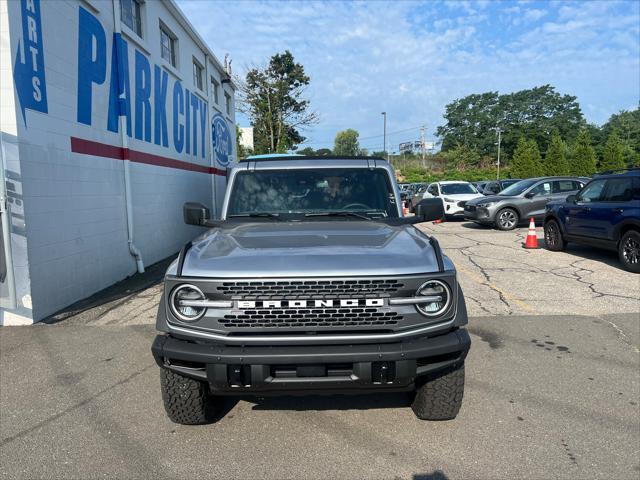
[{"xmin": 236, "ymin": 299, "xmax": 385, "ymax": 309}]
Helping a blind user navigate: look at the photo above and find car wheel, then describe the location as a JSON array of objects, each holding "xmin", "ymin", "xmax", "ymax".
[
  {"xmin": 495, "ymin": 208, "xmax": 519, "ymax": 231},
  {"xmin": 544, "ymin": 219, "xmax": 566, "ymax": 251},
  {"xmin": 160, "ymin": 368, "xmax": 219, "ymax": 425},
  {"xmin": 411, "ymin": 364, "xmax": 465, "ymax": 421},
  {"xmin": 618, "ymin": 230, "xmax": 640, "ymax": 273}
]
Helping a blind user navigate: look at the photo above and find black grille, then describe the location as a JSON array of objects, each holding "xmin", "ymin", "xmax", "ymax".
[
  {"xmin": 220, "ymin": 307, "xmax": 402, "ymax": 329},
  {"xmin": 216, "ymin": 279, "xmax": 404, "ymax": 298},
  {"xmin": 465, "ymin": 205, "xmax": 476, "ymax": 212}
]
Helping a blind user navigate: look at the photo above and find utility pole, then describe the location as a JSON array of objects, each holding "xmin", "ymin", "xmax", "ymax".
[
  {"xmin": 420, "ymin": 125, "xmax": 426, "ymax": 168},
  {"xmin": 496, "ymin": 127, "xmax": 502, "ymax": 180},
  {"xmin": 381, "ymin": 112, "xmax": 387, "ymax": 162}
]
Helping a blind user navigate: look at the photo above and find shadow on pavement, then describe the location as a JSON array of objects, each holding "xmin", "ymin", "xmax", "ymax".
[
  {"xmin": 413, "ymin": 472, "xmax": 449, "ymax": 480},
  {"xmin": 543, "ymin": 242, "xmax": 623, "ymax": 270},
  {"xmin": 43, "ymin": 255, "xmax": 176, "ymax": 324},
  {"xmin": 246, "ymin": 392, "xmax": 412, "ymax": 411}
]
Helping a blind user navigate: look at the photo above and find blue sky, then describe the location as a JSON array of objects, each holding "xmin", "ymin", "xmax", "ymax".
[{"xmin": 178, "ymin": 0, "xmax": 640, "ymax": 152}]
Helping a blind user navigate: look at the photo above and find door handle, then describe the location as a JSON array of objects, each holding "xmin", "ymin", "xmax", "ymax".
[{"xmin": 614, "ymin": 208, "xmax": 624, "ymax": 214}]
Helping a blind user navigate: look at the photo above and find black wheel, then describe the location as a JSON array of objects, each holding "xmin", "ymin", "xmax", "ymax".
[
  {"xmin": 495, "ymin": 208, "xmax": 519, "ymax": 231},
  {"xmin": 411, "ymin": 364, "xmax": 465, "ymax": 421},
  {"xmin": 544, "ymin": 219, "xmax": 566, "ymax": 251},
  {"xmin": 160, "ymin": 369, "xmax": 218, "ymax": 425},
  {"xmin": 618, "ymin": 230, "xmax": 640, "ymax": 273}
]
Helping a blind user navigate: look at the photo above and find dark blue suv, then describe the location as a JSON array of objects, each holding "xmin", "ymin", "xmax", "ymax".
[{"xmin": 543, "ymin": 169, "xmax": 640, "ymax": 272}]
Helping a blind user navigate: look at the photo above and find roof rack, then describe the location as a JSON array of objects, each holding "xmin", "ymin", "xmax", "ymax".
[
  {"xmin": 239, "ymin": 155, "xmax": 386, "ymax": 162},
  {"xmin": 595, "ymin": 167, "xmax": 640, "ymax": 176}
]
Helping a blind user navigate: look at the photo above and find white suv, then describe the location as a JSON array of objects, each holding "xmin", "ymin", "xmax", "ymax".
[{"xmin": 422, "ymin": 181, "xmax": 484, "ymax": 217}]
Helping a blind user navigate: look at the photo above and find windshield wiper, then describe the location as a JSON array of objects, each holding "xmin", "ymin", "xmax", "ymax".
[
  {"xmin": 305, "ymin": 211, "xmax": 373, "ymax": 221},
  {"xmin": 227, "ymin": 213, "xmax": 281, "ymax": 220}
]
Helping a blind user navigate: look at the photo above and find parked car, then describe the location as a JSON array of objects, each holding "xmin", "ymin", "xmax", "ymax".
[
  {"xmin": 481, "ymin": 179, "xmax": 522, "ymax": 195},
  {"xmin": 409, "ymin": 183, "xmax": 429, "ymax": 210},
  {"xmin": 418, "ymin": 181, "xmax": 484, "ymax": 218},
  {"xmin": 473, "ymin": 181, "xmax": 489, "ymax": 194},
  {"xmin": 464, "ymin": 177, "xmax": 588, "ymax": 230},
  {"xmin": 544, "ymin": 169, "xmax": 640, "ymax": 272}
]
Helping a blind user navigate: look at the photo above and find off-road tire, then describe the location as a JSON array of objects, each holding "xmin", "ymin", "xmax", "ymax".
[
  {"xmin": 411, "ymin": 364, "xmax": 465, "ymax": 421},
  {"xmin": 160, "ymin": 368, "xmax": 217, "ymax": 425},
  {"xmin": 495, "ymin": 208, "xmax": 519, "ymax": 231},
  {"xmin": 618, "ymin": 230, "xmax": 640, "ymax": 273},
  {"xmin": 544, "ymin": 219, "xmax": 566, "ymax": 251}
]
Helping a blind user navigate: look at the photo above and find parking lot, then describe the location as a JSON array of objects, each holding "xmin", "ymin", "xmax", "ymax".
[{"xmin": 1, "ymin": 220, "xmax": 638, "ymax": 479}]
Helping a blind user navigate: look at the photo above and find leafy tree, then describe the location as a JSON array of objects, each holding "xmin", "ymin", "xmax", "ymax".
[
  {"xmin": 238, "ymin": 51, "xmax": 318, "ymax": 154},
  {"xmin": 297, "ymin": 147, "xmax": 315, "ymax": 156},
  {"xmin": 510, "ymin": 138, "xmax": 544, "ymax": 178},
  {"xmin": 543, "ymin": 131, "xmax": 569, "ymax": 176},
  {"xmin": 371, "ymin": 150, "xmax": 387, "ymax": 158},
  {"xmin": 600, "ymin": 130, "xmax": 625, "ymax": 171},
  {"xmin": 437, "ymin": 85, "xmax": 585, "ymax": 160},
  {"xmin": 600, "ymin": 108, "xmax": 640, "ymax": 166},
  {"xmin": 441, "ymin": 144, "xmax": 481, "ymax": 171},
  {"xmin": 235, "ymin": 125, "xmax": 253, "ymax": 159},
  {"xmin": 569, "ymin": 128, "xmax": 597, "ymax": 176},
  {"xmin": 333, "ymin": 129, "xmax": 360, "ymax": 156},
  {"xmin": 315, "ymin": 148, "xmax": 332, "ymax": 156}
]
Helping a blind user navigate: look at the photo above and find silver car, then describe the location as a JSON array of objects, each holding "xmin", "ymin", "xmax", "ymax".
[{"xmin": 464, "ymin": 177, "xmax": 588, "ymax": 230}]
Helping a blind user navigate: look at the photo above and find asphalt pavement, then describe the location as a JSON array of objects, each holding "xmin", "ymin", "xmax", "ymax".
[{"xmin": 1, "ymin": 220, "xmax": 639, "ymax": 479}]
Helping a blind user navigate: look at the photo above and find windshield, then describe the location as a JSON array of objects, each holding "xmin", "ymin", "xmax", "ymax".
[
  {"xmin": 227, "ymin": 168, "xmax": 398, "ymax": 218},
  {"xmin": 440, "ymin": 183, "xmax": 478, "ymax": 195},
  {"xmin": 498, "ymin": 179, "xmax": 537, "ymax": 196}
]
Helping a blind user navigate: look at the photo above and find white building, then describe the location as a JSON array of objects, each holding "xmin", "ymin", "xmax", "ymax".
[
  {"xmin": 238, "ymin": 126, "xmax": 254, "ymax": 152},
  {"xmin": 0, "ymin": 0, "xmax": 236, "ymax": 324}
]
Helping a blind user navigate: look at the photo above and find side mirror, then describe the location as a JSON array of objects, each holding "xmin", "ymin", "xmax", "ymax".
[
  {"xmin": 184, "ymin": 202, "xmax": 210, "ymax": 226},
  {"xmin": 566, "ymin": 194, "xmax": 577, "ymax": 204},
  {"xmin": 524, "ymin": 192, "xmax": 535, "ymax": 199},
  {"xmin": 415, "ymin": 198, "xmax": 444, "ymax": 222}
]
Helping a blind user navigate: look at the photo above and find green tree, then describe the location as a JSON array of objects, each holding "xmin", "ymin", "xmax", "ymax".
[
  {"xmin": 600, "ymin": 130, "xmax": 625, "ymax": 171},
  {"xmin": 436, "ymin": 85, "xmax": 585, "ymax": 160},
  {"xmin": 569, "ymin": 128, "xmax": 597, "ymax": 176},
  {"xmin": 239, "ymin": 51, "xmax": 318, "ymax": 154},
  {"xmin": 510, "ymin": 138, "xmax": 544, "ymax": 178},
  {"xmin": 441, "ymin": 144, "xmax": 481, "ymax": 171},
  {"xmin": 315, "ymin": 148, "xmax": 332, "ymax": 156},
  {"xmin": 543, "ymin": 131, "xmax": 569, "ymax": 176},
  {"xmin": 235, "ymin": 125, "xmax": 253, "ymax": 159},
  {"xmin": 297, "ymin": 147, "xmax": 315, "ymax": 156},
  {"xmin": 600, "ymin": 109, "xmax": 640, "ymax": 166},
  {"xmin": 333, "ymin": 129, "xmax": 360, "ymax": 156}
]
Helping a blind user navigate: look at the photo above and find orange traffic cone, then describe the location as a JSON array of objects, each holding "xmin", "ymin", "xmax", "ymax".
[
  {"xmin": 524, "ymin": 217, "xmax": 539, "ymax": 249},
  {"xmin": 403, "ymin": 204, "xmax": 408, "ymax": 216},
  {"xmin": 433, "ymin": 217, "xmax": 444, "ymax": 224}
]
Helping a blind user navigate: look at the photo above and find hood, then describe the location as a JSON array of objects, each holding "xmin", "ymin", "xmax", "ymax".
[
  {"xmin": 467, "ymin": 194, "xmax": 515, "ymax": 205},
  {"xmin": 180, "ymin": 221, "xmax": 441, "ymax": 277},
  {"xmin": 441, "ymin": 193, "xmax": 483, "ymax": 201}
]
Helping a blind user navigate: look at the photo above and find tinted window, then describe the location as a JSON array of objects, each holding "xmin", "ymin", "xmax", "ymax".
[
  {"xmin": 499, "ymin": 179, "xmax": 537, "ymax": 196},
  {"xmin": 228, "ymin": 168, "xmax": 397, "ymax": 217},
  {"xmin": 602, "ymin": 178, "xmax": 634, "ymax": 202},
  {"xmin": 554, "ymin": 180, "xmax": 579, "ymax": 193},
  {"xmin": 577, "ymin": 179, "xmax": 606, "ymax": 203},
  {"xmin": 427, "ymin": 184, "xmax": 439, "ymax": 196},
  {"xmin": 529, "ymin": 181, "xmax": 553, "ymax": 196},
  {"xmin": 501, "ymin": 180, "xmax": 520, "ymax": 189}
]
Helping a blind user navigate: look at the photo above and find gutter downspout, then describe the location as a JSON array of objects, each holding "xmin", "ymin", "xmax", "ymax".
[{"xmin": 112, "ymin": 0, "xmax": 144, "ymax": 273}]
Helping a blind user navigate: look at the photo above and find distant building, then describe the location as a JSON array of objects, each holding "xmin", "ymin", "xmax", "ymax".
[
  {"xmin": 0, "ymin": 0, "xmax": 236, "ymax": 324},
  {"xmin": 239, "ymin": 127, "xmax": 254, "ymax": 152}
]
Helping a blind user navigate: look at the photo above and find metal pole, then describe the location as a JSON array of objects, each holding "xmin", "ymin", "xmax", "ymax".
[{"xmin": 496, "ymin": 128, "xmax": 502, "ymax": 180}]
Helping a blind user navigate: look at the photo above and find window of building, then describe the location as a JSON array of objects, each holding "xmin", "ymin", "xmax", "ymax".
[
  {"xmin": 224, "ymin": 91, "xmax": 231, "ymax": 115},
  {"xmin": 211, "ymin": 78, "xmax": 220, "ymax": 104},
  {"xmin": 160, "ymin": 25, "xmax": 176, "ymax": 67},
  {"xmin": 193, "ymin": 59, "xmax": 204, "ymax": 91},
  {"xmin": 121, "ymin": 0, "xmax": 142, "ymax": 37}
]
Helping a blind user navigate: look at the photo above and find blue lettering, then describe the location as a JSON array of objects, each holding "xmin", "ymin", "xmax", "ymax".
[
  {"xmin": 172, "ymin": 82, "xmax": 184, "ymax": 153},
  {"xmin": 199, "ymin": 102, "xmax": 207, "ymax": 158},
  {"xmin": 153, "ymin": 65, "xmax": 169, "ymax": 147},
  {"xmin": 190, "ymin": 94, "xmax": 200, "ymax": 157},
  {"xmin": 185, "ymin": 89, "xmax": 191, "ymax": 154},
  {"xmin": 77, "ymin": 7, "xmax": 106, "ymax": 125},
  {"xmin": 134, "ymin": 50, "xmax": 151, "ymax": 142},
  {"xmin": 107, "ymin": 33, "xmax": 131, "ymax": 136}
]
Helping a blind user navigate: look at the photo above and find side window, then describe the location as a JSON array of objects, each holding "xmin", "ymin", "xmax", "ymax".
[
  {"xmin": 633, "ymin": 177, "xmax": 640, "ymax": 200},
  {"xmin": 554, "ymin": 180, "xmax": 577, "ymax": 193},
  {"xmin": 601, "ymin": 178, "xmax": 634, "ymax": 202},
  {"xmin": 427, "ymin": 184, "xmax": 439, "ymax": 196},
  {"xmin": 572, "ymin": 181, "xmax": 585, "ymax": 191},
  {"xmin": 577, "ymin": 180, "xmax": 606, "ymax": 203},
  {"xmin": 530, "ymin": 181, "xmax": 553, "ymax": 196},
  {"xmin": 486, "ymin": 182, "xmax": 499, "ymax": 194}
]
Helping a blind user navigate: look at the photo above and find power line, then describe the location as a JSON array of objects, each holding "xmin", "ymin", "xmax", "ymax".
[{"xmin": 298, "ymin": 125, "xmax": 426, "ymax": 148}]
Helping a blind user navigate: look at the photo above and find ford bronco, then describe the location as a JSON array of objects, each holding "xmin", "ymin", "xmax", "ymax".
[{"xmin": 151, "ymin": 156, "xmax": 471, "ymax": 424}]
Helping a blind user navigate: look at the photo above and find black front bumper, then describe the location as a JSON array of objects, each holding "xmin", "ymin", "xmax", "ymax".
[{"xmin": 151, "ymin": 329, "xmax": 470, "ymax": 395}]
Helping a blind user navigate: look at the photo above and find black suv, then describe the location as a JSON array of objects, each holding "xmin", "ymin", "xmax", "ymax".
[{"xmin": 543, "ymin": 169, "xmax": 640, "ymax": 272}]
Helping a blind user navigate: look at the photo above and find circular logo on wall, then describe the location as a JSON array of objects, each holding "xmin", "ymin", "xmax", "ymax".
[{"xmin": 211, "ymin": 114, "xmax": 233, "ymax": 167}]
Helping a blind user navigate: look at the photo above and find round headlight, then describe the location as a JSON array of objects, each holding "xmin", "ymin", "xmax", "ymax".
[
  {"xmin": 416, "ymin": 280, "xmax": 451, "ymax": 317},
  {"xmin": 169, "ymin": 284, "xmax": 206, "ymax": 322}
]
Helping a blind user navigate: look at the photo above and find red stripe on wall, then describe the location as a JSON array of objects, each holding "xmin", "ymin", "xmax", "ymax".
[{"xmin": 70, "ymin": 137, "xmax": 227, "ymax": 176}]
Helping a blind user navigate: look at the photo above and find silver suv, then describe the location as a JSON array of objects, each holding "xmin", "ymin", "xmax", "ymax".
[
  {"xmin": 464, "ymin": 176, "xmax": 588, "ymax": 230},
  {"xmin": 152, "ymin": 156, "xmax": 471, "ymax": 424}
]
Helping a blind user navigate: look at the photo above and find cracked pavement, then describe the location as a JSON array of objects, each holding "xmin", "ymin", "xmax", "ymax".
[{"xmin": 418, "ymin": 220, "xmax": 640, "ymax": 317}]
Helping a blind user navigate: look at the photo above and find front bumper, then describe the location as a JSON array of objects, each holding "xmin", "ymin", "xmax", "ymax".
[
  {"xmin": 463, "ymin": 205, "xmax": 494, "ymax": 224},
  {"xmin": 151, "ymin": 328, "xmax": 470, "ymax": 395}
]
